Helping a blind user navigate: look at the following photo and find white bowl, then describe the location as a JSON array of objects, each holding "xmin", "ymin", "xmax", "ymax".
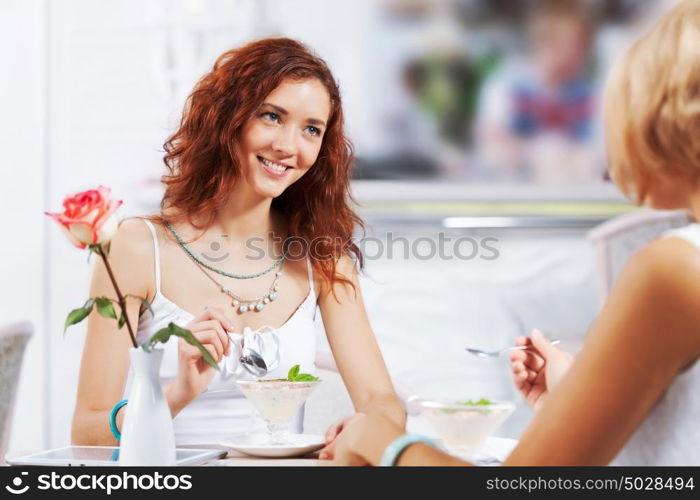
[
  {"xmin": 420, "ymin": 399, "xmax": 515, "ymax": 460},
  {"xmin": 236, "ymin": 380, "xmax": 320, "ymax": 423}
]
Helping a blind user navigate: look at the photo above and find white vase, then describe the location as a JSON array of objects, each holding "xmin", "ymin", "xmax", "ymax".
[{"xmin": 119, "ymin": 347, "xmax": 176, "ymax": 466}]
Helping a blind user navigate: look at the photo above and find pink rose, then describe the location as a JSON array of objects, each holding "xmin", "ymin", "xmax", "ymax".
[{"xmin": 45, "ymin": 185, "xmax": 123, "ymax": 248}]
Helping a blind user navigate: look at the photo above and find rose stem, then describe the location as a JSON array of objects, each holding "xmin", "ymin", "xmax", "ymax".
[{"xmin": 96, "ymin": 245, "xmax": 138, "ymax": 348}]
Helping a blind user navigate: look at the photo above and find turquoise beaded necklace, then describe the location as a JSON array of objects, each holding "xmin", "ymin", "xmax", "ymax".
[
  {"xmin": 165, "ymin": 222, "xmax": 283, "ymax": 314},
  {"xmin": 165, "ymin": 222, "xmax": 285, "ymax": 279}
]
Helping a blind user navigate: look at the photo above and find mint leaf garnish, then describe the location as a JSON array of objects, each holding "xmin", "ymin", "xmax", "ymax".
[
  {"xmin": 286, "ymin": 364, "xmax": 319, "ymax": 382},
  {"xmin": 459, "ymin": 398, "xmax": 492, "ymax": 406}
]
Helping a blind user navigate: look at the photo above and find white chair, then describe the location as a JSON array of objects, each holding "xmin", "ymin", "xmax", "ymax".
[
  {"xmin": 587, "ymin": 209, "xmax": 692, "ymax": 301},
  {"xmin": 0, "ymin": 321, "xmax": 33, "ymax": 464}
]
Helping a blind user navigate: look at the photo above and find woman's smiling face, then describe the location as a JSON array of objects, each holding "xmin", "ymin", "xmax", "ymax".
[{"xmin": 238, "ymin": 78, "xmax": 331, "ymax": 199}]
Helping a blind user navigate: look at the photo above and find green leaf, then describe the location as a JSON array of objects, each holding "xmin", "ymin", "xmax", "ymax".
[
  {"xmin": 86, "ymin": 244, "xmax": 101, "ymax": 263},
  {"xmin": 89, "ymin": 244, "xmax": 104, "ymax": 256},
  {"xmin": 117, "ymin": 311, "xmax": 126, "ymax": 329},
  {"xmin": 64, "ymin": 298, "xmax": 95, "ymax": 333},
  {"xmin": 64, "ymin": 307, "xmax": 90, "ymax": 332},
  {"xmin": 95, "ymin": 297, "xmax": 117, "ymax": 320},
  {"xmin": 140, "ymin": 298, "xmax": 154, "ymax": 318},
  {"xmin": 284, "ymin": 364, "xmax": 318, "ymax": 382},
  {"xmin": 124, "ymin": 294, "xmax": 155, "ymax": 319},
  {"xmin": 143, "ymin": 322, "xmax": 219, "ymax": 371},
  {"xmin": 458, "ymin": 398, "xmax": 491, "ymax": 406}
]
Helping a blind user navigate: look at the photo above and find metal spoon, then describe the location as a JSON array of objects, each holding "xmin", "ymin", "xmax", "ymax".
[
  {"xmin": 239, "ymin": 346, "xmax": 268, "ymax": 377},
  {"xmin": 203, "ymin": 336, "xmax": 268, "ymax": 393},
  {"xmin": 465, "ymin": 339, "xmax": 561, "ymax": 359}
]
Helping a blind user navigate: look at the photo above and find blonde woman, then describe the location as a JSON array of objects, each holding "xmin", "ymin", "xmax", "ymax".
[{"xmin": 332, "ymin": 0, "xmax": 700, "ymax": 466}]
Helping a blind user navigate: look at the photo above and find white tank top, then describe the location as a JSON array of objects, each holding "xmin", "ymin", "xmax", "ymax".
[
  {"xmin": 612, "ymin": 223, "xmax": 700, "ymax": 465},
  {"xmin": 127, "ymin": 217, "xmax": 318, "ymax": 444}
]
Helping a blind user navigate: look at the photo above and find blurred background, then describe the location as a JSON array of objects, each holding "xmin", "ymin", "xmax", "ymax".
[{"xmin": 1, "ymin": 0, "xmax": 679, "ymax": 454}]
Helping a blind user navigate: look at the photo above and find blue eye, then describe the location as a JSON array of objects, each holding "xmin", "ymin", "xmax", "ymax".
[
  {"xmin": 262, "ymin": 111, "xmax": 280, "ymax": 122},
  {"xmin": 306, "ymin": 126, "xmax": 321, "ymax": 137}
]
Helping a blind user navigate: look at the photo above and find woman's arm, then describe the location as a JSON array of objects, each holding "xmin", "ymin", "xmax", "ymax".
[
  {"xmin": 318, "ymin": 255, "xmax": 405, "ymax": 426},
  {"xmin": 504, "ymin": 237, "xmax": 700, "ymax": 465},
  {"xmin": 72, "ymin": 218, "xmax": 156, "ymax": 445},
  {"xmin": 71, "ymin": 218, "xmax": 208, "ymax": 445},
  {"xmin": 331, "ymin": 411, "xmax": 469, "ymax": 466},
  {"xmin": 333, "ymin": 237, "xmax": 700, "ymax": 465}
]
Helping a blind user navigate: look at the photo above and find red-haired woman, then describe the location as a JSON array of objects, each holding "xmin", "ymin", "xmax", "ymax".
[{"xmin": 72, "ymin": 38, "xmax": 404, "ymax": 457}]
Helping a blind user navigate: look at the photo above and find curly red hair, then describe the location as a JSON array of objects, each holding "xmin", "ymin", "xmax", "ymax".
[{"xmin": 150, "ymin": 38, "xmax": 363, "ymax": 292}]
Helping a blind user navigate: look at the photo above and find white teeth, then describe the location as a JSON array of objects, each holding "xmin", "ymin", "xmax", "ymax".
[{"xmin": 260, "ymin": 157, "xmax": 288, "ymax": 173}]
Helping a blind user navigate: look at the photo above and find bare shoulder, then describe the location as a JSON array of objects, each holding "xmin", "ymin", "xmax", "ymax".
[
  {"xmin": 613, "ymin": 236, "xmax": 700, "ymax": 355},
  {"xmin": 94, "ymin": 216, "xmax": 157, "ymax": 300},
  {"xmin": 317, "ymin": 253, "xmax": 361, "ymax": 302},
  {"xmin": 625, "ymin": 236, "xmax": 700, "ymax": 293},
  {"xmin": 109, "ymin": 216, "xmax": 155, "ymax": 253},
  {"xmin": 334, "ymin": 253, "xmax": 359, "ymax": 278}
]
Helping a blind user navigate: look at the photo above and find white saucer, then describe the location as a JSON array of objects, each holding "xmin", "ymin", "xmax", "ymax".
[{"xmin": 220, "ymin": 433, "xmax": 325, "ymax": 458}]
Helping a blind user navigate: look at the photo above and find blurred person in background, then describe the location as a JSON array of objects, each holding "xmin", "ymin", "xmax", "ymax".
[
  {"xmin": 332, "ymin": 0, "xmax": 700, "ymax": 466},
  {"xmin": 475, "ymin": 0, "xmax": 604, "ymax": 184}
]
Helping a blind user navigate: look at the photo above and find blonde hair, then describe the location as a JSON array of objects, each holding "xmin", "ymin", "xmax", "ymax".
[{"xmin": 605, "ymin": 0, "xmax": 700, "ymax": 204}]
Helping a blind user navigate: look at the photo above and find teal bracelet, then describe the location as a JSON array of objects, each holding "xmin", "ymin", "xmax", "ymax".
[
  {"xmin": 379, "ymin": 434, "xmax": 437, "ymax": 466},
  {"xmin": 109, "ymin": 400, "xmax": 128, "ymax": 441}
]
